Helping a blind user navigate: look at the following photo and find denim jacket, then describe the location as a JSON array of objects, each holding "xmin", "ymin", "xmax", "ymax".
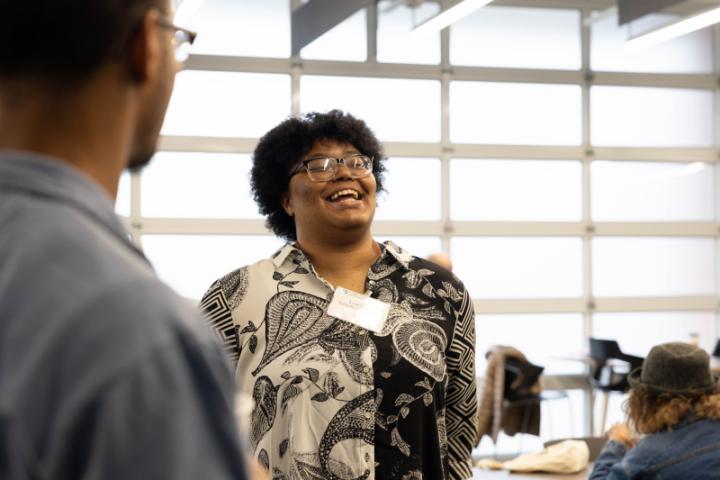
[{"xmin": 589, "ymin": 417, "xmax": 720, "ymax": 479}]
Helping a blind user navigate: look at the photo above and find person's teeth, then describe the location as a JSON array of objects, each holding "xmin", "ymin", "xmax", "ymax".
[{"xmin": 329, "ymin": 189, "xmax": 359, "ymax": 201}]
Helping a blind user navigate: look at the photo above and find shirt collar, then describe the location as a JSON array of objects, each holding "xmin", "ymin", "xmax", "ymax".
[
  {"xmin": 270, "ymin": 240, "xmax": 413, "ymax": 270},
  {"xmin": 270, "ymin": 243, "xmax": 306, "ymax": 269},
  {"xmin": 380, "ymin": 240, "xmax": 413, "ymax": 269},
  {"xmin": 0, "ymin": 151, "xmax": 137, "ymax": 252}
]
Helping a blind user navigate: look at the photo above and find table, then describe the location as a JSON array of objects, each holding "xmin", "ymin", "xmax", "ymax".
[{"xmin": 472, "ymin": 467, "xmax": 590, "ymax": 479}]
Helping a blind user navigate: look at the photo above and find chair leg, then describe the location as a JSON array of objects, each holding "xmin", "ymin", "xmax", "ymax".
[
  {"xmin": 598, "ymin": 392, "xmax": 609, "ymax": 435},
  {"xmin": 565, "ymin": 394, "xmax": 574, "ymax": 437}
]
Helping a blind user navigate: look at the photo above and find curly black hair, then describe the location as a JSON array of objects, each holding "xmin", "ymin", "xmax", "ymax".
[{"xmin": 251, "ymin": 110, "xmax": 386, "ymax": 241}]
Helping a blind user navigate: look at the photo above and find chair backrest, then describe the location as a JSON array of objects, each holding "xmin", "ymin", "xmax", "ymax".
[
  {"xmin": 588, "ymin": 338, "xmax": 644, "ymax": 392},
  {"xmin": 713, "ymin": 339, "xmax": 720, "ymax": 358},
  {"xmin": 504, "ymin": 357, "xmax": 545, "ymax": 402}
]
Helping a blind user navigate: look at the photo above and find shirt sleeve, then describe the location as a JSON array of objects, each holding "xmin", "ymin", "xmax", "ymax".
[
  {"xmin": 588, "ymin": 440, "xmax": 631, "ymax": 480},
  {"xmin": 199, "ymin": 268, "xmax": 249, "ymax": 368},
  {"xmin": 200, "ymin": 281, "xmax": 242, "ymax": 367},
  {"xmin": 53, "ymin": 332, "xmax": 249, "ymax": 480},
  {"xmin": 445, "ymin": 286, "xmax": 478, "ymax": 479}
]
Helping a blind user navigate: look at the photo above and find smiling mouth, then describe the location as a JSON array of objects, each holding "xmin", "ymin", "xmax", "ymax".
[{"xmin": 326, "ymin": 189, "xmax": 362, "ymax": 203}]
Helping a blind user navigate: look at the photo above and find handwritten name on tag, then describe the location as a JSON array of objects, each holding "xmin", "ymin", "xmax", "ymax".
[{"xmin": 327, "ymin": 287, "xmax": 390, "ymax": 333}]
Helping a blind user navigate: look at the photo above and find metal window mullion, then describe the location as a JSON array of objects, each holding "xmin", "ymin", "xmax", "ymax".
[
  {"xmin": 141, "ymin": 218, "xmax": 271, "ymax": 235},
  {"xmin": 366, "ymin": 1, "xmax": 377, "ymax": 63},
  {"xmin": 580, "ymin": 4, "xmax": 594, "ymax": 438},
  {"xmin": 184, "ymin": 54, "xmax": 717, "ymax": 89},
  {"xmin": 156, "ymin": 137, "xmax": 719, "ymax": 162},
  {"xmin": 441, "ymin": 6, "xmax": 452, "ymax": 255},
  {"xmin": 130, "ymin": 171, "xmax": 143, "ymax": 247},
  {"xmin": 291, "ymin": 62, "xmax": 302, "ymax": 116},
  {"xmin": 714, "ymin": 23, "xmax": 720, "ymax": 343},
  {"xmin": 472, "ymin": 296, "xmax": 718, "ymax": 314}
]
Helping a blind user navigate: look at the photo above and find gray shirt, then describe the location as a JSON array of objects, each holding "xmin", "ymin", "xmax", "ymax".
[{"xmin": 0, "ymin": 153, "xmax": 248, "ymax": 479}]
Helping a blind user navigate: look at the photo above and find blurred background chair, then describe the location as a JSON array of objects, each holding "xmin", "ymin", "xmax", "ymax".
[
  {"xmin": 503, "ymin": 358, "xmax": 572, "ymax": 444},
  {"xmin": 587, "ymin": 338, "xmax": 643, "ymax": 435},
  {"xmin": 712, "ymin": 339, "xmax": 720, "ymax": 358},
  {"xmin": 503, "ymin": 357, "xmax": 545, "ymax": 436}
]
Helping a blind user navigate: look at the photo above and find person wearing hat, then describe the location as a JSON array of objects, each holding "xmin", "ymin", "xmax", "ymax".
[{"xmin": 589, "ymin": 342, "xmax": 720, "ymax": 479}]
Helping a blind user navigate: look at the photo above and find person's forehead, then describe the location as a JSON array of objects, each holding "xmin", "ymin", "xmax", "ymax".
[{"xmin": 306, "ymin": 139, "xmax": 359, "ymax": 155}]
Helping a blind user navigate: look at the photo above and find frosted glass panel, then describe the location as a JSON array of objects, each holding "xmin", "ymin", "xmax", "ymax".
[
  {"xmin": 141, "ymin": 153, "xmax": 260, "ymax": 219},
  {"xmin": 591, "ymin": 13, "xmax": 713, "ymax": 73},
  {"xmin": 183, "ymin": 0, "xmax": 290, "ymax": 58},
  {"xmin": 590, "ymin": 87, "xmax": 714, "ymax": 147},
  {"xmin": 450, "ymin": 6, "xmax": 581, "ymax": 70},
  {"xmin": 450, "ymin": 159, "xmax": 582, "ymax": 221},
  {"xmin": 451, "ymin": 237, "xmax": 583, "ymax": 298},
  {"xmin": 475, "ymin": 314, "xmax": 585, "ymax": 374},
  {"xmin": 377, "ymin": 1, "xmax": 440, "ymax": 64},
  {"xmin": 301, "ymin": 9, "xmax": 366, "ymax": 61},
  {"xmin": 374, "ymin": 236, "xmax": 442, "ymax": 260},
  {"xmin": 162, "ymin": 71, "xmax": 290, "ymax": 137},
  {"xmin": 593, "ymin": 237, "xmax": 715, "ymax": 297},
  {"xmin": 593, "ymin": 312, "xmax": 718, "ymax": 358},
  {"xmin": 592, "ymin": 161, "xmax": 715, "ymax": 221},
  {"xmin": 450, "ymin": 82, "xmax": 582, "ymax": 145},
  {"xmin": 301, "ymin": 76, "xmax": 440, "ymax": 142},
  {"xmin": 375, "ymin": 157, "xmax": 441, "ymax": 221},
  {"xmin": 142, "ymin": 235, "xmax": 285, "ymax": 300},
  {"xmin": 115, "ymin": 172, "xmax": 131, "ymax": 217}
]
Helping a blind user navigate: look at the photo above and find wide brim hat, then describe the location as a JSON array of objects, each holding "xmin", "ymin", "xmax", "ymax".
[{"xmin": 628, "ymin": 342, "xmax": 719, "ymax": 394}]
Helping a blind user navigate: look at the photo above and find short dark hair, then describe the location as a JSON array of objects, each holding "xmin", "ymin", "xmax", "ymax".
[
  {"xmin": 0, "ymin": 0, "xmax": 163, "ymax": 82},
  {"xmin": 251, "ymin": 110, "xmax": 386, "ymax": 241}
]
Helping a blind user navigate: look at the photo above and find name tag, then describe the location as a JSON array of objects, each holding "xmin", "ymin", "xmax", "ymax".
[{"xmin": 327, "ymin": 287, "xmax": 390, "ymax": 333}]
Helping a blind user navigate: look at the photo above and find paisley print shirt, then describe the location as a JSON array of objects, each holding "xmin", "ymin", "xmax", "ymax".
[{"xmin": 200, "ymin": 241, "xmax": 477, "ymax": 480}]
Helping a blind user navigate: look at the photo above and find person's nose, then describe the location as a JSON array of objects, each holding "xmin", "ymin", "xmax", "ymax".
[{"xmin": 332, "ymin": 159, "xmax": 353, "ymax": 181}]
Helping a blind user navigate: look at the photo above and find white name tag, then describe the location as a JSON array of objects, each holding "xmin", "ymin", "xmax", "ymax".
[{"xmin": 327, "ymin": 287, "xmax": 390, "ymax": 333}]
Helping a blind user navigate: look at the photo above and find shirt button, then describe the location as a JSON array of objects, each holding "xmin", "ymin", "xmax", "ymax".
[{"xmin": 364, "ymin": 412, "xmax": 373, "ymax": 419}]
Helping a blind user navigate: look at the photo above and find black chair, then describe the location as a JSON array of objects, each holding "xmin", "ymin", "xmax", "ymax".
[
  {"xmin": 502, "ymin": 357, "xmax": 545, "ymax": 437},
  {"xmin": 712, "ymin": 339, "xmax": 720, "ymax": 358},
  {"xmin": 588, "ymin": 338, "xmax": 644, "ymax": 434}
]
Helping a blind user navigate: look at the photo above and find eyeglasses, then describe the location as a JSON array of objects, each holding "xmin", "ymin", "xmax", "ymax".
[
  {"xmin": 289, "ymin": 154, "xmax": 374, "ymax": 182},
  {"xmin": 157, "ymin": 18, "xmax": 197, "ymax": 64}
]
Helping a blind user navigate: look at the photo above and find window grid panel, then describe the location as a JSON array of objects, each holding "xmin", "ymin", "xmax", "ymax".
[{"xmin": 118, "ymin": 1, "xmax": 720, "ymax": 441}]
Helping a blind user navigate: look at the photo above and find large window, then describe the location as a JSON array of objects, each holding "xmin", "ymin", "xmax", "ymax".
[{"xmin": 120, "ymin": 0, "xmax": 720, "ymax": 455}]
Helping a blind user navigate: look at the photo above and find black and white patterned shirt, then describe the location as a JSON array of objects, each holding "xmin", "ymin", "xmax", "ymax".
[{"xmin": 201, "ymin": 241, "xmax": 477, "ymax": 480}]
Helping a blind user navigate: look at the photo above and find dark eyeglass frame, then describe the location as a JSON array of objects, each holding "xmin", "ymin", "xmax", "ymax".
[
  {"xmin": 289, "ymin": 154, "xmax": 374, "ymax": 182},
  {"xmin": 157, "ymin": 17, "xmax": 197, "ymax": 63}
]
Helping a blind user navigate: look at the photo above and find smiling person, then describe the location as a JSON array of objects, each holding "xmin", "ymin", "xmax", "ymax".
[{"xmin": 200, "ymin": 110, "xmax": 477, "ymax": 480}]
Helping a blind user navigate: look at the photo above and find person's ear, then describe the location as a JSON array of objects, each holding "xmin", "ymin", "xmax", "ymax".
[
  {"xmin": 128, "ymin": 9, "xmax": 163, "ymax": 83},
  {"xmin": 282, "ymin": 193, "xmax": 294, "ymax": 217}
]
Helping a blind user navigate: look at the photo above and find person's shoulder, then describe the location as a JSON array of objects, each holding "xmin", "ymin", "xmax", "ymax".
[
  {"xmin": 409, "ymin": 255, "xmax": 466, "ymax": 292},
  {"xmin": 201, "ymin": 255, "xmax": 275, "ymax": 306},
  {"xmin": 64, "ymin": 277, "xmax": 225, "ymax": 382}
]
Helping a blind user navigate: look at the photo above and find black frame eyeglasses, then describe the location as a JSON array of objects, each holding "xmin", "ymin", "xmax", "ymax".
[
  {"xmin": 157, "ymin": 18, "xmax": 197, "ymax": 64},
  {"xmin": 289, "ymin": 154, "xmax": 374, "ymax": 183}
]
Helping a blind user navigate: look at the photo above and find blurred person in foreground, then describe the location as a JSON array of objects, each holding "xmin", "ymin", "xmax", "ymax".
[
  {"xmin": 589, "ymin": 342, "xmax": 720, "ymax": 479},
  {"xmin": 200, "ymin": 110, "xmax": 477, "ymax": 479},
  {"xmin": 0, "ymin": 1, "xmax": 250, "ymax": 478}
]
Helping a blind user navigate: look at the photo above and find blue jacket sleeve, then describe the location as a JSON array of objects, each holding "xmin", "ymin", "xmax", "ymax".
[{"xmin": 588, "ymin": 440, "xmax": 632, "ymax": 480}]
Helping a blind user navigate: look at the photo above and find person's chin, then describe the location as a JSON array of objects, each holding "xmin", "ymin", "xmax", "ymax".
[
  {"xmin": 329, "ymin": 212, "xmax": 373, "ymax": 232},
  {"xmin": 126, "ymin": 149, "xmax": 155, "ymax": 173}
]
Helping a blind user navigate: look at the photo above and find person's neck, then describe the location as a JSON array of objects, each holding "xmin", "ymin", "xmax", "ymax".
[
  {"xmin": 0, "ymin": 74, "xmax": 133, "ymax": 200},
  {"xmin": 296, "ymin": 230, "xmax": 380, "ymax": 293}
]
